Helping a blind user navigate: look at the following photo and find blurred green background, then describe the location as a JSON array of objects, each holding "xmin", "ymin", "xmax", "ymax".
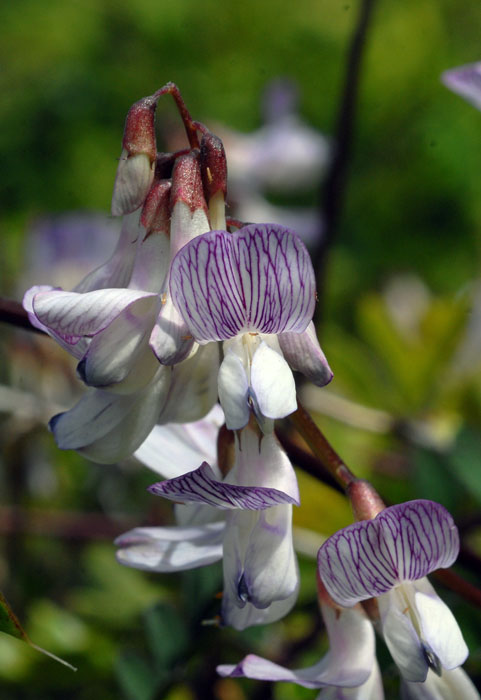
[{"xmin": 1, "ymin": 0, "xmax": 481, "ymax": 697}]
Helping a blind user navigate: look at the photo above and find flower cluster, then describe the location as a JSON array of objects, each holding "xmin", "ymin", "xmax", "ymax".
[{"xmin": 23, "ymin": 84, "xmax": 477, "ymax": 698}]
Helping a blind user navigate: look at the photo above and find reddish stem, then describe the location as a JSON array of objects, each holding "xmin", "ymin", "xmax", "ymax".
[{"xmin": 154, "ymin": 82, "xmax": 200, "ymax": 150}]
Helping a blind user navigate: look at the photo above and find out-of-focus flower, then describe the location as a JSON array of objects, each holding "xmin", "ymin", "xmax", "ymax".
[
  {"xmin": 116, "ymin": 409, "xmax": 301, "ymax": 629},
  {"xmin": 169, "ymin": 223, "xmax": 332, "ymax": 429},
  {"xmin": 442, "ymin": 62, "xmax": 481, "ymax": 111},
  {"xmin": 401, "ymin": 666, "xmax": 480, "ymax": 700},
  {"xmin": 318, "ymin": 500, "xmax": 469, "ymax": 684},
  {"xmin": 218, "ymin": 583, "xmax": 383, "ymax": 698}
]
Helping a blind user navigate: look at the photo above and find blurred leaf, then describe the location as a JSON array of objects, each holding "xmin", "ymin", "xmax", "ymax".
[
  {"xmin": 0, "ymin": 590, "xmax": 76, "ymax": 671},
  {"xmin": 115, "ymin": 652, "xmax": 156, "ymax": 700},
  {"xmin": 449, "ymin": 428, "xmax": 481, "ymax": 507},
  {"xmin": 144, "ymin": 603, "xmax": 189, "ymax": 669}
]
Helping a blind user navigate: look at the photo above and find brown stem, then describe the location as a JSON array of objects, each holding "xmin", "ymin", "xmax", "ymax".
[
  {"xmin": 154, "ymin": 82, "xmax": 200, "ymax": 150},
  {"xmin": 0, "ymin": 298, "xmax": 45, "ymax": 335},
  {"xmin": 434, "ymin": 568, "xmax": 481, "ymax": 610},
  {"xmin": 288, "ymin": 401, "xmax": 356, "ymax": 488},
  {"xmin": 276, "ymin": 429, "xmax": 343, "ymax": 494}
]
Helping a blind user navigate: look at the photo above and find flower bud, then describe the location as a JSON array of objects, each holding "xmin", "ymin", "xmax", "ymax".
[
  {"xmin": 200, "ymin": 131, "xmax": 227, "ymax": 230},
  {"xmin": 111, "ymin": 95, "xmax": 158, "ymax": 217},
  {"xmin": 140, "ymin": 179, "xmax": 172, "ymax": 236},
  {"xmin": 170, "ymin": 151, "xmax": 209, "ymax": 254}
]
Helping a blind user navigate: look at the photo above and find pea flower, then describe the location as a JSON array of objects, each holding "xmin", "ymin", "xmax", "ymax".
[
  {"xmin": 318, "ymin": 500, "xmax": 469, "ymax": 684},
  {"xmin": 169, "ymin": 223, "xmax": 332, "ymax": 429},
  {"xmin": 217, "ymin": 598, "xmax": 384, "ymax": 698},
  {"xmin": 116, "ymin": 408, "xmax": 301, "ymax": 629}
]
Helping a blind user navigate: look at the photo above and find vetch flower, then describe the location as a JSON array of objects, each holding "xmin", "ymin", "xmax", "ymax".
[
  {"xmin": 169, "ymin": 223, "xmax": 332, "ymax": 429},
  {"xmin": 116, "ymin": 411, "xmax": 301, "ymax": 629},
  {"xmin": 317, "ymin": 500, "xmax": 469, "ymax": 684},
  {"xmin": 217, "ymin": 587, "xmax": 383, "ymax": 699},
  {"xmin": 401, "ymin": 666, "xmax": 480, "ymax": 700}
]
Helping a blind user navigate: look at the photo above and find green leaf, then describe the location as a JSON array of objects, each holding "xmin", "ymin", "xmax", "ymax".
[
  {"xmin": 0, "ymin": 590, "xmax": 76, "ymax": 671},
  {"xmin": 144, "ymin": 603, "xmax": 189, "ymax": 670}
]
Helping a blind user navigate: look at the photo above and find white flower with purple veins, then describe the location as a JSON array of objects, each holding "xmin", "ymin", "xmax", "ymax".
[
  {"xmin": 442, "ymin": 62, "xmax": 481, "ymax": 111},
  {"xmin": 169, "ymin": 223, "xmax": 332, "ymax": 429},
  {"xmin": 218, "ymin": 601, "xmax": 384, "ymax": 699},
  {"xmin": 318, "ymin": 500, "xmax": 469, "ymax": 684},
  {"xmin": 116, "ymin": 409, "xmax": 301, "ymax": 630}
]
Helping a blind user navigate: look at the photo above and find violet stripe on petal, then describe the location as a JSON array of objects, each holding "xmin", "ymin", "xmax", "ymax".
[
  {"xmin": 318, "ymin": 500, "xmax": 460, "ymax": 607},
  {"xmin": 169, "ymin": 224, "xmax": 315, "ymax": 342},
  {"xmin": 149, "ymin": 461, "xmax": 299, "ymax": 510}
]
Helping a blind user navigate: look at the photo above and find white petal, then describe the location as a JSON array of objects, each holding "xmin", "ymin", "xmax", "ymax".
[
  {"xmin": 73, "ymin": 210, "xmax": 143, "ymax": 293},
  {"xmin": 414, "ymin": 579, "xmax": 468, "ymax": 671},
  {"xmin": 250, "ymin": 341, "xmax": 297, "ymax": 420},
  {"xmin": 317, "ymin": 661, "xmax": 384, "ymax": 699},
  {"xmin": 378, "ymin": 589, "xmax": 428, "ymax": 682},
  {"xmin": 218, "ymin": 604, "xmax": 376, "ymax": 688},
  {"xmin": 401, "ymin": 666, "xmax": 480, "ymax": 700},
  {"xmin": 78, "ymin": 295, "xmax": 161, "ymax": 389},
  {"xmin": 33, "ymin": 288, "xmax": 158, "ymax": 343},
  {"xmin": 51, "ymin": 366, "xmax": 171, "ymax": 463},
  {"xmin": 111, "ymin": 152, "xmax": 155, "ymax": 217},
  {"xmin": 149, "ymin": 296, "xmax": 194, "ymax": 365},
  {"xmin": 221, "ymin": 586, "xmax": 298, "ymax": 631},
  {"xmin": 278, "ymin": 321, "xmax": 333, "ymax": 387},
  {"xmin": 134, "ymin": 404, "xmax": 223, "ymax": 478},
  {"xmin": 158, "ymin": 343, "xmax": 220, "ymax": 424},
  {"xmin": 242, "ymin": 505, "xmax": 299, "ymax": 607},
  {"xmin": 115, "ymin": 522, "xmax": 225, "ymax": 572},
  {"xmin": 217, "ymin": 350, "xmax": 250, "ymax": 430},
  {"xmin": 128, "ymin": 229, "xmax": 170, "ymax": 293}
]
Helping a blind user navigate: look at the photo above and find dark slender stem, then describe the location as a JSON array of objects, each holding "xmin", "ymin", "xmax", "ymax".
[
  {"xmin": 314, "ymin": 0, "xmax": 376, "ymax": 316},
  {"xmin": 0, "ymin": 298, "xmax": 45, "ymax": 334},
  {"xmin": 276, "ymin": 428, "xmax": 343, "ymax": 494},
  {"xmin": 288, "ymin": 401, "xmax": 356, "ymax": 488},
  {"xmin": 434, "ymin": 568, "xmax": 481, "ymax": 610},
  {"xmin": 154, "ymin": 82, "xmax": 200, "ymax": 150}
]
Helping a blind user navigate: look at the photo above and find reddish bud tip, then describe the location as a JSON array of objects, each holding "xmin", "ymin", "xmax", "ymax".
[
  {"xmin": 140, "ymin": 179, "xmax": 172, "ymax": 234},
  {"xmin": 122, "ymin": 95, "xmax": 158, "ymax": 161},
  {"xmin": 200, "ymin": 132, "xmax": 227, "ymax": 201},
  {"xmin": 347, "ymin": 479, "xmax": 386, "ymax": 522},
  {"xmin": 170, "ymin": 151, "xmax": 208, "ymax": 213}
]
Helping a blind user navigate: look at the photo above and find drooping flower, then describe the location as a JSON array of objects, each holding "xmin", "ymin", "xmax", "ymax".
[
  {"xmin": 317, "ymin": 500, "xmax": 469, "ymax": 684},
  {"xmin": 217, "ymin": 586, "xmax": 383, "ymax": 699},
  {"xmin": 116, "ymin": 408, "xmax": 301, "ymax": 629},
  {"xmin": 169, "ymin": 223, "xmax": 332, "ymax": 429}
]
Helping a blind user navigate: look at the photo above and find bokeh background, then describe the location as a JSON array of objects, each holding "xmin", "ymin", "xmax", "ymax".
[{"xmin": 1, "ymin": 0, "xmax": 481, "ymax": 698}]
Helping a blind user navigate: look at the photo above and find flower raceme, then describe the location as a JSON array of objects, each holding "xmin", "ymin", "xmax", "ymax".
[
  {"xmin": 22, "ymin": 84, "xmax": 331, "ymax": 461},
  {"xmin": 116, "ymin": 407, "xmax": 301, "ymax": 630}
]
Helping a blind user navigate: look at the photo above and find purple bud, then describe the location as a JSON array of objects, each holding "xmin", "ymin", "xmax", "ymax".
[{"xmin": 200, "ymin": 131, "xmax": 227, "ymax": 202}]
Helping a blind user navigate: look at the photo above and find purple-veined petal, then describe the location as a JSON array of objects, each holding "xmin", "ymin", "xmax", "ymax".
[
  {"xmin": 33, "ymin": 288, "xmax": 158, "ymax": 344},
  {"xmin": 218, "ymin": 349, "xmax": 250, "ymax": 430},
  {"xmin": 115, "ymin": 522, "xmax": 225, "ymax": 572},
  {"xmin": 250, "ymin": 340, "xmax": 297, "ymax": 420},
  {"xmin": 149, "ymin": 296, "xmax": 194, "ymax": 365},
  {"xmin": 169, "ymin": 224, "xmax": 316, "ymax": 342},
  {"xmin": 413, "ymin": 578, "xmax": 468, "ymax": 671},
  {"xmin": 378, "ymin": 588, "xmax": 428, "ymax": 682},
  {"xmin": 77, "ymin": 295, "xmax": 161, "ymax": 389},
  {"xmin": 135, "ymin": 404, "xmax": 223, "ymax": 478},
  {"xmin": 401, "ymin": 667, "xmax": 480, "ymax": 700},
  {"xmin": 318, "ymin": 500, "xmax": 459, "ymax": 607},
  {"xmin": 149, "ymin": 462, "xmax": 298, "ymax": 510},
  {"xmin": 158, "ymin": 342, "xmax": 220, "ymax": 424},
  {"xmin": 442, "ymin": 63, "xmax": 481, "ymax": 111},
  {"xmin": 278, "ymin": 321, "xmax": 333, "ymax": 387},
  {"xmin": 218, "ymin": 603, "xmax": 375, "ymax": 688},
  {"xmin": 50, "ymin": 365, "xmax": 171, "ymax": 463},
  {"xmin": 73, "ymin": 210, "xmax": 143, "ymax": 293}
]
